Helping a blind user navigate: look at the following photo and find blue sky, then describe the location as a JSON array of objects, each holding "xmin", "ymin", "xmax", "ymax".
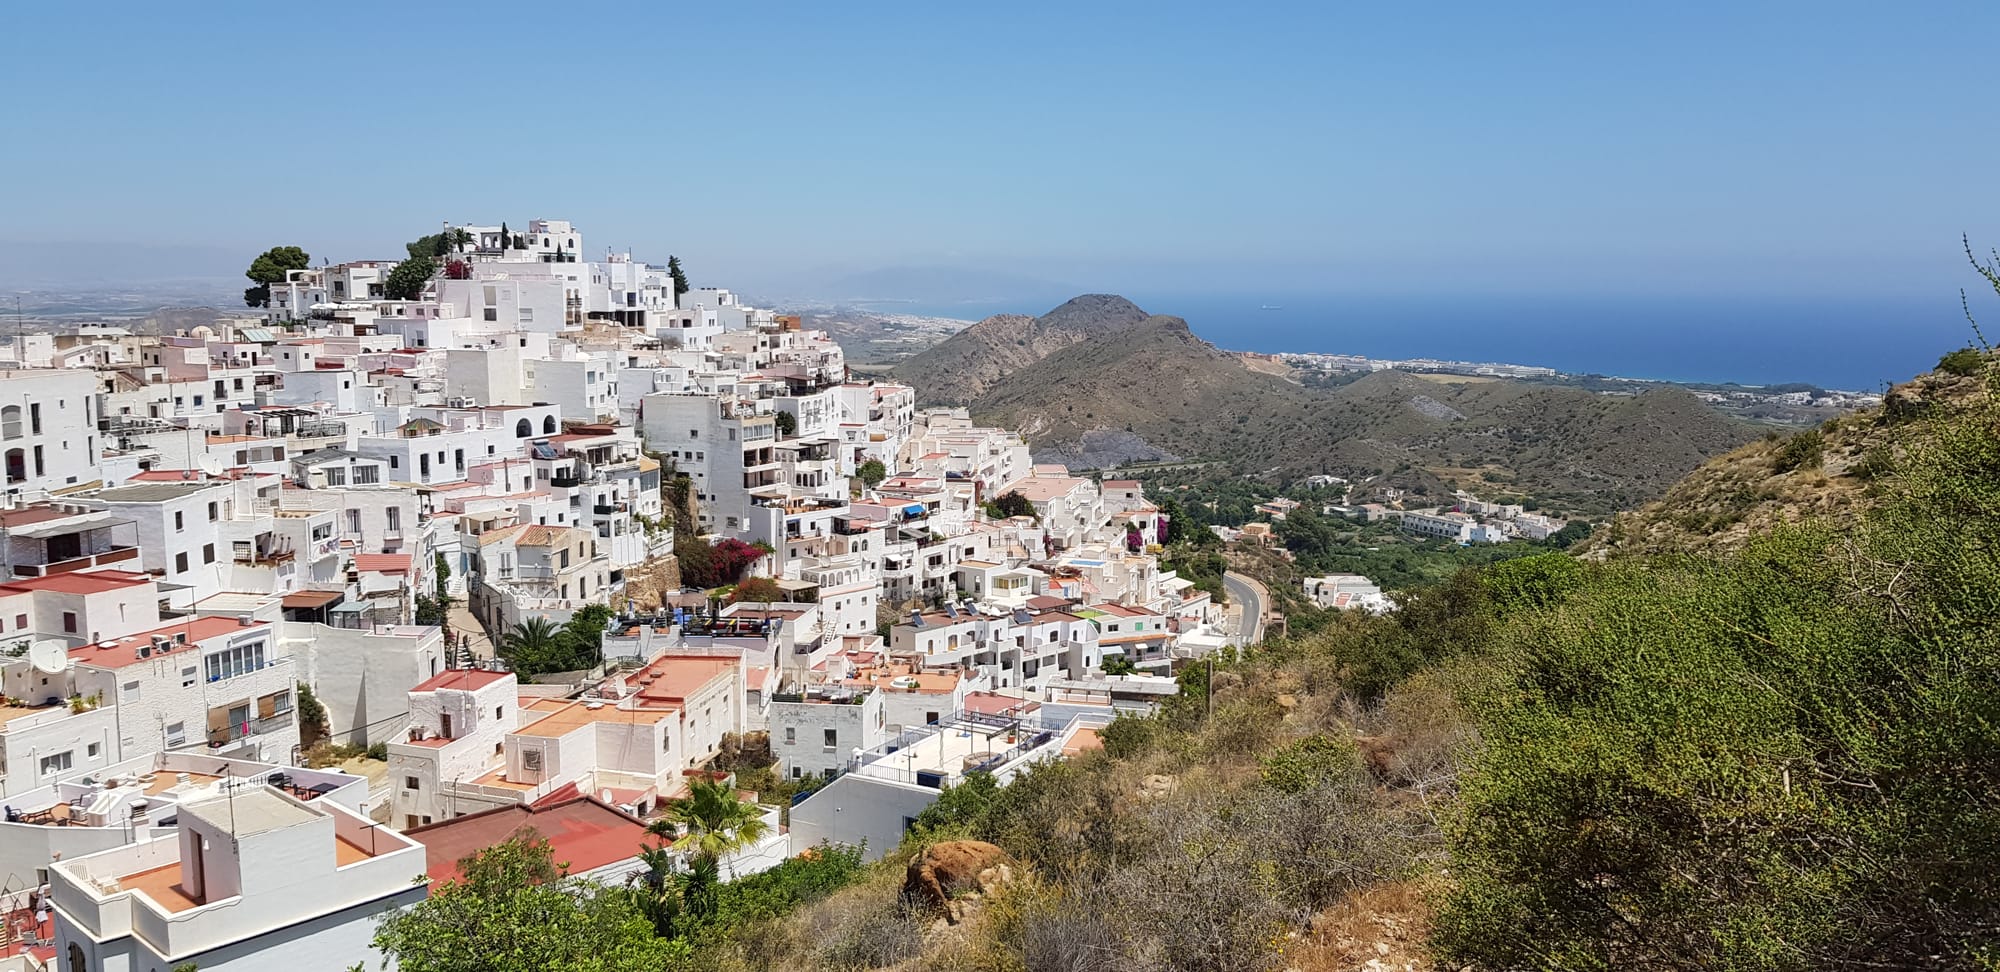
[{"xmin": 3, "ymin": 2, "xmax": 1995, "ymax": 299}]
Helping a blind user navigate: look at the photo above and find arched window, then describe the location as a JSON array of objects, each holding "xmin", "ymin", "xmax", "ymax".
[
  {"xmin": 515, "ymin": 419, "xmax": 532, "ymax": 438},
  {"xmin": 542, "ymin": 415, "xmax": 557, "ymax": 434},
  {"xmin": 69, "ymin": 942, "xmax": 86, "ymax": 972},
  {"xmin": 0, "ymin": 405, "xmax": 20, "ymax": 440},
  {"xmin": 3, "ymin": 448, "xmax": 23, "ymax": 483}
]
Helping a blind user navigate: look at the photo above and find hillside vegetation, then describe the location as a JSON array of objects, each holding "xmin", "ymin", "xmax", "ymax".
[
  {"xmin": 906, "ymin": 296, "xmax": 1760, "ymax": 514},
  {"xmin": 689, "ymin": 349, "xmax": 2000, "ymax": 972},
  {"xmin": 1591, "ymin": 356, "xmax": 1993, "ymax": 555}
]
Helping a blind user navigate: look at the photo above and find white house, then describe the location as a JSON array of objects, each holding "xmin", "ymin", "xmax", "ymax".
[
  {"xmin": 0, "ymin": 368, "xmax": 102, "ymax": 499},
  {"xmin": 50, "ymin": 785, "xmax": 427, "ymax": 972}
]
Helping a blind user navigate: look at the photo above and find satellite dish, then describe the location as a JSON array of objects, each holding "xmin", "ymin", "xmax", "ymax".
[
  {"xmin": 198, "ymin": 455, "xmax": 226, "ymax": 477},
  {"xmin": 29, "ymin": 639, "xmax": 69, "ymax": 675}
]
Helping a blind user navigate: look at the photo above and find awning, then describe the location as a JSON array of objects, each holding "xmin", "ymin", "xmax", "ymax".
[
  {"xmin": 902, "ymin": 504, "xmax": 926, "ymax": 517},
  {"xmin": 8, "ymin": 511, "xmax": 130, "ymax": 538},
  {"xmin": 281, "ymin": 590, "xmax": 344, "ymax": 610}
]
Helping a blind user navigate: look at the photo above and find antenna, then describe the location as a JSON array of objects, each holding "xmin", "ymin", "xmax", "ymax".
[{"xmin": 198, "ymin": 454, "xmax": 225, "ymax": 478}]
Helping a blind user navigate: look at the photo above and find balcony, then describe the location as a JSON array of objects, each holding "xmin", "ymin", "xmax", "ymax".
[
  {"xmin": 12, "ymin": 544, "xmax": 141, "ymax": 577},
  {"xmin": 206, "ymin": 710, "xmax": 293, "ymax": 746},
  {"xmin": 550, "ymin": 473, "xmax": 583, "ymax": 489}
]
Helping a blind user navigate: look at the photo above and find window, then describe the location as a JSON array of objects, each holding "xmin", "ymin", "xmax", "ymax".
[
  {"xmin": 792, "ymin": 766, "xmax": 802, "ymax": 779},
  {"xmin": 166, "ymin": 721, "xmax": 186, "ymax": 746},
  {"xmin": 203, "ymin": 543, "xmax": 215, "ymax": 564},
  {"xmin": 40, "ymin": 751, "xmax": 72, "ymax": 775},
  {"xmin": 389, "ymin": 455, "xmax": 399, "ymax": 469},
  {"xmin": 324, "ymin": 467, "xmax": 347, "ymax": 486},
  {"xmin": 823, "ymin": 728, "xmax": 837, "ymax": 751},
  {"xmin": 87, "ymin": 742, "xmax": 101, "ymax": 758},
  {"xmin": 62, "ymin": 611, "xmax": 77, "ymax": 633},
  {"xmin": 13, "ymin": 614, "xmax": 24, "ymax": 629},
  {"xmin": 28, "ymin": 403, "xmax": 40, "ymax": 435},
  {"xmin": 175, "ymin": 552, "xmax": 189, "ymax": 572},
  {"xmin": 174, "ymin": 511, "xmax": 184, "ymax": 531},
  {"xmin": 181, "ymin": 666, "xmax": 196, "ymax": 688},
  {"xmin": 204, "ymin": 640, "xmax": 268, "ymax": 681},
  {"xmin": 121, "ymin": 680, "xmax": 140, "ymax": 702},
  {"xmin": 523, "ymin": 749, "xmax": 542, "ymax": 771},
  {"xmin": 542, "ymin": 415, "xmax": 557, "ymax": 434},
  {"xmin": 208, "ymin": 501, "xmax": 218, "ymax": 521},
  {"xmin": 353, "ymin": 466, "xmax": 379, "ymax": 485},
  {"xmin": 784, "ymin": 727, "xmax": 796, "ymax": 746},
  {"xmin": 405, "ymin": 776, "xmax": 420, "ymax": 790},
  {"xmin": 516, "ymin": 418, "xmax": 532, "ymax": 438},
  {"xmin": 0, "ymin": 405, "xmax": 19, "ymax": 439}
]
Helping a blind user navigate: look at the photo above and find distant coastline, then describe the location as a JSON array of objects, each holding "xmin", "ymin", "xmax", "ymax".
[{"xmin": 824, "ymin": 292, "xmax": 1967, "ymax": 391}]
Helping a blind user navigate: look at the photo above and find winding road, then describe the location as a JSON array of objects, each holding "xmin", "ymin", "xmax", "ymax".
[{"xmin": 1222, "ymin": 571, "xmax": 1266, "ymax": 646}]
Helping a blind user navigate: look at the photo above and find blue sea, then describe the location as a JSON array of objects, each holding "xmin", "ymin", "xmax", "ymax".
[{"xmin": 858, "ymin": 293, "xmax": 1978, "ymax": 391}]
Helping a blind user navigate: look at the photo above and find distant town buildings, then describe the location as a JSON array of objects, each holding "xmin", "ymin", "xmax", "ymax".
[{"xmin": 0, "ymin": 216, "xmax": 1225, "ymax": 964}]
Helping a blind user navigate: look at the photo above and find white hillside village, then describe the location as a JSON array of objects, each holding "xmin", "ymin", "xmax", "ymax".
[{"xmin": 0, "ymin": 220, "xmax": 1241, "ymax": 971}]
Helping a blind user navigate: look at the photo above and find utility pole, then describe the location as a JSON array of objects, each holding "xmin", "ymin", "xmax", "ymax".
[{"xmin": 1206, "ymin": 655, "xmax": 1215, "ymax": 722}]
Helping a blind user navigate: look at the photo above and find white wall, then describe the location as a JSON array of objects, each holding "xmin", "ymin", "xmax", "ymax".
[{"xmin": 787, "ymin": 774, "xmax": 937, "ymax": 862}]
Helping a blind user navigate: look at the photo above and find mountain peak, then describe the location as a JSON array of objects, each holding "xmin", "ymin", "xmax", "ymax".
[{"xmin": 1036, "ymin": 294, "xmax": 1150, "ymax": 333}]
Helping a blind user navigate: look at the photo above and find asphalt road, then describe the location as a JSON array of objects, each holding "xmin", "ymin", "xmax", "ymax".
[{"xmin": 1222, "ymin": 571, "xmax": 1265, "ymax": 645}]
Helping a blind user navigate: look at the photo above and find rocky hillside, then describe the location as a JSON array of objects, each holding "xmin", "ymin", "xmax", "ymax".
[
  {"xmin": 947, "ymin": 295, "xmax": 1760, "ymax": 514},
  {"xmin": 889, "ymin": 294, "xmax": 1151, "ymax": 404},
  {"xmin": 1590, "ymin": 362, "xmax": 1991, "ymax": 556}
]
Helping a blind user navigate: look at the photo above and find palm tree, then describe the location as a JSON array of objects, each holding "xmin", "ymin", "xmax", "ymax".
[
  {"xmin": 626, "ymin": 844, "xmax": 685, "ymax": 937},
  {"xmin": 646, "ymin": 775, "xmax": 771, "ymax": 877},
  {"xmin": 499, "ymin": 617, "xmax": 563, "ymax": 672}
]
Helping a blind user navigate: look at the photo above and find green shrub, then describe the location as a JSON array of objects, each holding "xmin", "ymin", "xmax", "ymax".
[
  {"xmin": 1772, "ymin": 428, "xmax": 1824, "ymax": 473},
  {"xmin": 1259, "ymin": 734, "xmax": 1362, "ymax": 793},
  {"xmin": 1936, "ymin": 346, "xmax": 1984, "ymax": 376}
]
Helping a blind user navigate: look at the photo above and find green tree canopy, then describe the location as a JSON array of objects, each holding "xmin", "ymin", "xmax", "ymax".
[
  {"xmin": 857, "ymin": 459, "xmax": 887, "ymax": 488},
  {"xmin": 243, "ymin": 245, "xmax": 310, "ymax": 308},
  {"xmin": 384, "ymin": 255, "xmax": 437, "ymax": 301},
  {"xmin": 988, "ymin": 490, "xmax": 1036, "ymax": 520},
  {"xmin": 667, "ymin": 255, "xmax": 689, "ymax": 303},
  {"xmin": 648, "ymin": 776, "xmax": 772, "ymax": 877},
  {"xmin": 373, "ymin": 833, "xmax": 688, "ymax": 972}
]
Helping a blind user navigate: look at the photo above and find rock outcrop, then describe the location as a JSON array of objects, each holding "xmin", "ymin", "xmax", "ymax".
[{"xmin": 903, "ymin": 840, "xmax": 1013, "ymax": 924}]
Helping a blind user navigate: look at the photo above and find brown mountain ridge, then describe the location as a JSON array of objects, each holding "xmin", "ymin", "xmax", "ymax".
[{"xmin": 901, "ymin": 295, "xmax": 1762, "ymax": 515}]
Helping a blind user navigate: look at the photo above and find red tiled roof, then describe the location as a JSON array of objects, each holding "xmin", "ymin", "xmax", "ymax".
[
  {"xmin": 353, "ymin": 553, "xmax": 412, "ymax": 573},
  {"xmin": 0, "ymin": 507, "xmax": 76, "ymax": 528},
  {"xmin": 963, "ymin": 692, "xmax": 1040, "ymax": 718},
  {"xmin": 128, "ymin": 469, "xmax": 213, "ymax": 482},
  {"xmin": 410, "ymin": 669, "xmax": 513, "ymax": 694},
  {"xmin": 409, "ymin": 796, "xmax": 656, "ymax": 884},
  {"xmin": 71, "ymin": 616, "xmax": 270, "ymax": 669},
  {"xmin": 634, "ymin": 656, "xmax": 737, "ymax": 705},
  {"xmin": 0, "ymin": 570, "xmax": 154, "ymax": 596}
]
